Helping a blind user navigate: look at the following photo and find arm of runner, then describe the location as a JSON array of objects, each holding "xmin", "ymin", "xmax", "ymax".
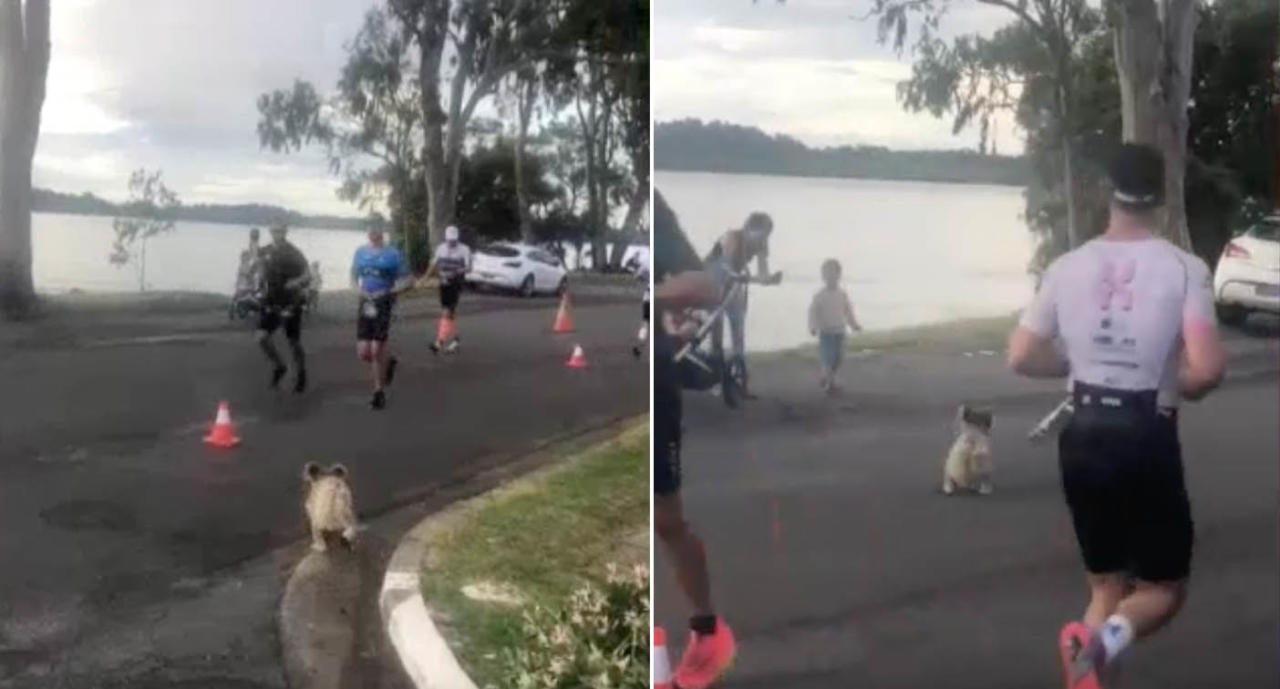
[
  {"xmin": 284, "ymin": 254, "xmax": 312, "ymax": 292},
  {"xmin": 1008, "ymin": 264, "xmax": 1069, "ymax": 378},
  {"xmin": 391, "ymin": 251, "xmax": 415, "ymax": 295},
  {"xmin": 1177, "ymin": 257, "xmax": 1226, "ymax": 400},
  {"xmin": 808, "ymin": 295, "xmax": 818, "ymax": 336},
  {"xmin": 416, "ymin": 254, "xmax": 439, "ymax": 288}
]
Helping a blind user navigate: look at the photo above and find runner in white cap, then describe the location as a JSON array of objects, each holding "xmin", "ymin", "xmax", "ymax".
[
  {"xmin": 1008, "ymin": 143, "xmax": 1226, "ymax": 687},
  {"xmin": 421, "ymin": 225, "xmax": 472, "ymax": 353}
]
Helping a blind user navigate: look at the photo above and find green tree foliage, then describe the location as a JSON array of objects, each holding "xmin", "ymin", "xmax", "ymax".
[
  {"xmin": 258, "ymin": 7, "xmax": 427, "ymax": 264},
  {"xmin": 896, "ymin": 0, "xmax": 1276, "ymax": 270},
  {"xmin": 259, "ymin": 0, "xmax": 646, "ymax": 271},
  {"xmin": 108, "ymin": 169, "xmax": 181, "ymax": 292},
  {"xmin": 456, "ymin": 139, "xmax": 558, "ymax": 241}
]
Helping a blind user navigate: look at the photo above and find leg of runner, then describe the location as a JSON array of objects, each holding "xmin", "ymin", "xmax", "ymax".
[
  {"xmin": 726, "ymin": 287, "xmax": 750, "ymax": 395},
  {"xmin": 442, "ymin": 281, "xmax": 461, "ymax": 353},
  {"xmin": 285, "ymin": 311, "xmax": 307, "ymax": 393},
  {"xmin": 257, "ymin": 311, "xmax": 287, "ymax": 389},
  {"xmin": 633, "ymin": 300, "xmax": 649, "ymax": 358},
  {"xmin": 369, "ymin": 341, "xmax": 387, "ymax": 409},
  {"xmin": 1083, "ymin": 572, "xmax": 1126, "ymax": 627},
  {"xmin": 655, "ymin": 334, "xmax": 734, "ymax": 689}
]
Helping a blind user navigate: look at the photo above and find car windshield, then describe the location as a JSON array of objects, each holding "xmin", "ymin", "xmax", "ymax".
[
  {"xmin": 478, "ymin": 245, "xmax": 520, "ymax": 258},
  {"xmin": 1246, "ymin": 219, "xmax": 1279, "ymax": 243}
]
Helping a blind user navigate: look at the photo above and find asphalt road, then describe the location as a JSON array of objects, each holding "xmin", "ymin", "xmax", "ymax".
[
  {"xmin": 655, "ymin": 327, "xmax": 1278, "ymax": 689},
  {"xmin": 0, "ymin": 290, "xmax": 647, "ymax": 689}
]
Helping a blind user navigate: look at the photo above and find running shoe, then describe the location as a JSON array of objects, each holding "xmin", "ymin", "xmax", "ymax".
[
  {"xmin": 270, "ymin": 364, "xmax": 287, "ymax": 389},
  {"xmin": 1059, "ymin": 621, "xmax": 1103, "ymax": 689},
  {"xmin": 371, "ymin": 389, "xmax": 386, "ymax": 410},
  {"xmin": 385, "ymin": 356, "xmax": 399, "ymax": 386},
  {"xmin": 674, "ymin": 618, "xmax": 736, "ymax": 689},
  {"xmin": 429, "ymin": 341, "xmax": 441, "ymax": 355}
]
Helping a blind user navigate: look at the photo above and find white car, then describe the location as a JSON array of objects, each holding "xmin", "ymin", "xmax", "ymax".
[
  {"xmin": 466, "ymin": 242, "xmax": 568, "ymax": 297},
  {"xmin": 1213, "ymin": 215, "xmax": 1280, "ymax": 326}
]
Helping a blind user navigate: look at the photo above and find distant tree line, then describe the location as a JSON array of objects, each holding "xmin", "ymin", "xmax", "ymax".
[
  {"xmin": 654, "ymin": 119, "xmax": 1028, "ymax": 186},
  {"xmin": 32, "ymin": 187, "xmax": 369, "ymax": 231}
]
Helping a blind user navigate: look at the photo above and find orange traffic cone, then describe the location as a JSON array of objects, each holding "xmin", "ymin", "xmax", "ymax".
[
  {"xmin": 436, "ymin": 316, "xmax": 457, "ymax": 344},
  {"xmin": 653, "ymin": 627, "xmax": 673, "ymax": 689},
  {"xmin": 203, "ymin": 401, "xmax": 241, "ymax": 448},
  {"xmin": 566, "ymin": 344, "xmax": 588, "ymax": 368},
  {"xmin": 552, "ymin": 293, "xmax": 574, "ymax": 333}
]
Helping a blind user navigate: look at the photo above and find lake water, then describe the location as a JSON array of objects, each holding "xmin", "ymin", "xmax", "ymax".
[
  {"xmin": 656, "ymin": 171, "xmax": 1036, "ymax": 352},
  {"xmin": 31, "ymin": 213, "xmax": 625, "ymax": 296}
]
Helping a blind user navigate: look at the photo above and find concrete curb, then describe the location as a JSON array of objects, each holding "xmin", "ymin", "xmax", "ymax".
[
  {"xmin": 380, "ymin": 516, "xmax": 479, "ymax": 689},
  {"xmin": 378, "ymin": 416, "xmax": 646, "ymax": 689}
]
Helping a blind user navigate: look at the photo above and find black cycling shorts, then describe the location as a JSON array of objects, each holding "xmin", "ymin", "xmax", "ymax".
[
  {"xmin": 258, "ymin": 305, "xmax": 302, "ymax": 341},
  {"xmin": 654, "ymin": 332, "xmax": 682, "ymax": 496},
  {"xmin": 439, "ymin": 279, "xmax": 463, "ymax": 311},
  {"xmin": 356, "ymin": 295, "xmax": 395, "ymax": 342},
  {"xmin": 642, "ymin": 300, "xmax": 650, "ymax": 322},
  {"xmin": 1058, "ymin": 384, "xmax": 1193, "ymax": 582}
]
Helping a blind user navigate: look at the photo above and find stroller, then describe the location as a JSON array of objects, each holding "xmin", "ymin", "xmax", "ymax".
[{"xmin": 670, "ymin": 270, "xmax": 754, "ymax": 409}]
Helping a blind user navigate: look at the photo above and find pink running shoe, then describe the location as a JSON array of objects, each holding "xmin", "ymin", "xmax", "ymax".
[{"xmin": 674, "ymin": 618, "xmax": 736, "ymax": 689}]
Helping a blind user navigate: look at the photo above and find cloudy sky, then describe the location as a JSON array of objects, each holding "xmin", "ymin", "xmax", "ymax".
[
  {"xmin": 653, "ymin": 0, "xmax": 1024, "ymax": 153},
  {"xmin": 38, "ymin": 0, "xmax": 379, "ymax": 216}
]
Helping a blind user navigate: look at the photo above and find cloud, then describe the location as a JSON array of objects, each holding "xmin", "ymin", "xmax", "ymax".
[
  {"xmin": 689, "ymin": 24, "xmax": 777, "ymax": 54},
  {"xmin": 654, "ymin": 0, "xmax": 1028, "ymax": 153},
  {"xmin": 35, "ymin": 0, "xmax": 379, "ymax": 215}
]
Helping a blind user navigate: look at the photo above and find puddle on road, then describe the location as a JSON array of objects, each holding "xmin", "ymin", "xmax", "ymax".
[
  {"xmin": 39, "ymin": 500, "xmax": 138, "ymax": 532},
  {"xmin": 167, "ymin": 527, "xmax": 276, "ymax": 574}
]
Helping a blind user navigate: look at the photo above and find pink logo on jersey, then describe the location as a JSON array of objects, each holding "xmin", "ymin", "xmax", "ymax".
[{"xmin": 1096, "ymin": 259, "xmax": 1136, "ymax": 311}]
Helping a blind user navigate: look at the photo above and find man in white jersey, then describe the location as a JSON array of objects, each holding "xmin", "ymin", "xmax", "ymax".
[
  {"xmin": 422, "ymin": 225, "xmax": 472, "ymax": 353},
  {"xmin": 1007, "ymin": 143, "xmax": 1226, "ymax": 687}
]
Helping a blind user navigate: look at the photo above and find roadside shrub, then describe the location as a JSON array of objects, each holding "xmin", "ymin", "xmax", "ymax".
[{"xmin": 501, "ymin": 564, "xmax": 649, "ymax": 689}]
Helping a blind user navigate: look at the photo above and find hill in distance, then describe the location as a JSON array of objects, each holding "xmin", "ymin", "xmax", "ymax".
[
  {"xmin": 32, "ymin": 188, "xmax": 368, "ymax": 231},
  {"xmin": 654, "ymin": 119, "xmax": 1027, "ymax": 187}
]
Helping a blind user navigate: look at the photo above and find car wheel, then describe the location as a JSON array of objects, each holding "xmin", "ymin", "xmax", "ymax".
[
  {"xmin": 1216, "ymin": 302, "xmax": 1247, "ymax": 327},
  {"xmin": 520, "ymin": 274, "xmax": 535, "ymax": 298}
]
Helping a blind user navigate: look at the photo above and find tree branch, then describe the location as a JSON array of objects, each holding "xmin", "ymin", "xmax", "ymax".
[{"xmin": 973, "ymin": 0, "xmax": 1048, "ymax": 37}]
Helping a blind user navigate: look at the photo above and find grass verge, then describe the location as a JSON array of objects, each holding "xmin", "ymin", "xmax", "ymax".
[
  {"xmin": 754, "ymin": 311, "xmax": 1020, "ymax": 362},
  {"xmin": 419, "ymin": 418, "xmax": 649, "ymax": 687}
]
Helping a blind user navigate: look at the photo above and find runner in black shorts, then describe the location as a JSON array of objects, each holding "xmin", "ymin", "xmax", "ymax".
[
  {"xmin": 1008, "ymin": 144, "xmax": 1226, "ymax": 685},
  {"xmin": 352, "ymin": 229, "xmax": 411, "ymax": 409},
  {"xmin": 653, "ymin": 189, "xmax": 737, "ymax": 689},
  {"xmin": 257, "ymin": 223, "xmax": 311, "ymax": 392}
]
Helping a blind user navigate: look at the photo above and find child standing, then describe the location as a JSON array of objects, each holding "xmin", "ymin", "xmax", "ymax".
[{"xmin": 808, "ymin": 258, "xmax": 862, "ymax": 393}]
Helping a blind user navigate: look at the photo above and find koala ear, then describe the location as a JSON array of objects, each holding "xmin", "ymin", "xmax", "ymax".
[
  {"xmin": 303, "ymin": 462, "xmax": 321, "ymax": 481},
  {"xmin": 329, "ymin": 463, "xmax": 348, "ymax": 479}
]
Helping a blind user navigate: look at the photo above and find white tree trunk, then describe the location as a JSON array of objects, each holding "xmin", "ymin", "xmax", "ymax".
[
  {"xmin": 0, "ymin": 0, "xmax": 49, "ymax": 317},
  {"xmin": 514, "ymin": 76, "xmax": 536, "ymax": 243},
  {"xmin": 1113, "ymin": 0, "xmax": 1195, "ymax": 249},
  {"xmin": 417, "ymin": 0, "xmax": 451, "ymax": 251}
]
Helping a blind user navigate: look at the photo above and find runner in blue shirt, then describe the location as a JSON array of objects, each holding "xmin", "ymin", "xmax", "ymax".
[{"xmin": 351, "ymin": 229, "xmax": 412, "ymax": 410}]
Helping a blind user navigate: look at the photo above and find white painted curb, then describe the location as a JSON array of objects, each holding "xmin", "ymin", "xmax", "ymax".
[{"xmin": 380, "ymin": 520, "xmax": 479, "ymax": 689}]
